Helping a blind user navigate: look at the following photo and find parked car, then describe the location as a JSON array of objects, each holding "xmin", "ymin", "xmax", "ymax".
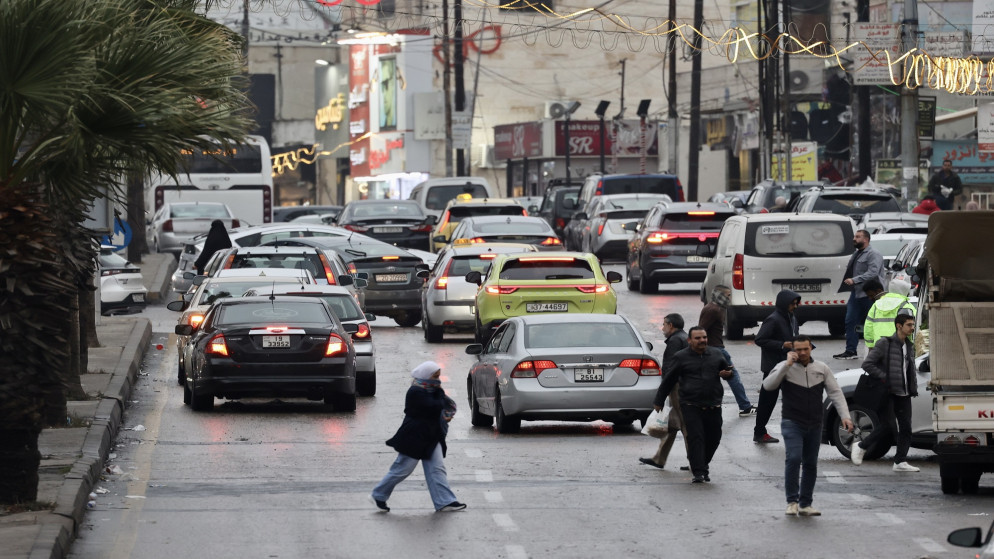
[
  {"xmin": 273, "ymin": 205, "xmax": 343, "ymax": 222},
  {"xmin": 869, "ymin": 232, "xmax": 926, "ymax": 269},
  {"xmin": 447, "ymin": 215, "xmax": 563, "ymax": 251},
  {"xmin": 148, "ymin": 201, "xmax": 239, "ymax": 256},
  {"xmin": 175, "ymin": 296, "xmax": 359, "ymax": 411},
  {"xmin": 787, "ymin": 185, "xmax": 902, "ymax": 220},
  {"xmin": 625, "ymin": 202, "xmax": 735, "ymax": 293},
  {"xmin": 465, "ymin": 251, "xmax": 623, "ymax": 342},
  {"xmin": 241, "ymin": 285, "xmax": 377, "ymax": 396},
  {"xmin": 421, "ymin": 243, "xmax": 537, "ymax": 343},
  {"xmin": 464, "ymin": 313, "xmax": 660, "ymax": 433},
  {"xmin": 99, "ymin": 245, "xmax": 148, "ymax": 316},
  {"xmin": 573, "ymin": 173, "xmax": 685, "ymax": 213},
  {"xmin": 408, "ymin": 176, "xmax": 496, "ymax": 219},
  {"xmin": 289, "ymin": 213, "xmax": 339, "ymax": 225},
  {"xmin": 742, "ymin": 180, "xmax": 825, "ymax": 214},
  {"xmin": 886, "ymin": 237, "xmax": 926, "ymax": 291},
  {"xmin": 536, "ymin": 185, "xmax": 581, "ymax": 238},
  {"xmin": 430, "ymin": 197, "xmax": 525, "ymax": 252},
  {"xmin": 333, "ymin": 199, "xmax": 435, "ymax": 251},
  {"xmin": 197, "ymin": 245, "xmax": 365, "ymax": 299},
  {"xmin": 564, "ymin": 193, "xmax": 671, "ymax": 258}
]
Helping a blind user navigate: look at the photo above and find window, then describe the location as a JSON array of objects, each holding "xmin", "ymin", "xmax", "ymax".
[
  {"xmin": 496, "ymin": 323, "xmax": 516, "ymax": 353},
  {"xmin": 425, "ymin": 184, "xmax": 490, "ymax": 210},
  {"xmin": 660, "ymin": 212, "xmax": 733, "ymax": 231},
  {"xmin": 217, "ymin": 301, "xmax": 332, "ymax": 325},
  {"xmin": 499, "ymin": 258, "xmax": 594, "ymax": 280},
  {"xmin": 746, "ymin": 221, "xmax": 852, "ymax": 257},
  {"xmin": 526, "ymin": 322, "xmax": 640, "ymax": 348}
]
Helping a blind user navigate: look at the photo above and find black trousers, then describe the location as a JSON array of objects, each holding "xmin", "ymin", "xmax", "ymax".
[
  {"xmin": 859, "ymin": 394, "xmax": 913, "ymax": 463},
  {"xmin": 754, "ymin": 370, "xmax": 780, "ymax": 439},
  {"xmin": 680, "ymin": 403, "xmax": 723, "ymax": 477}
]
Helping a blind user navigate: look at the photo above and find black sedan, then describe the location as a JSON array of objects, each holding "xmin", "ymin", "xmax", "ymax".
[
  {"xmin": 175, "ymin": 296, "xmax": 359, "ymax": 412},
  {"xmin": 334, "ymin": 199, "xmax": 435, "ymax": 251}
]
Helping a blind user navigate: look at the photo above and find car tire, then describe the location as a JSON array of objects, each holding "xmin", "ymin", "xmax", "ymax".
[
  {"xmin": 190, "ymin": 382, "xmax": 213, "ymax": 412},
  {"xmin": 626, "ymin": 265, "xmax": 640, "ymax": 291},
  {"xmin": 612, "ymin": 418, "xmax": 636, "ymax": 429},
  {"xmin": 475, "ymin": 317, "xmax": 488, "ymax": 345},
  {"xmin": 394, "ymin": 310, "xmax": 421, "ymax": 328},
  {"xmin": 182, "ymin": 382, "xmax": 191, "ymax": 405},
  {"xmin": 495, "ymin": 393, "xmax": 520, "ymax": 434},
  {"xmin": 424, "ymin": 321, "xmax": 444, "ymax": 343},
  {"xmin": 830, "ymin": 402, "xmax": 891, "ymax": 461},
  {"xmin": 638, "ymin": 265, "xmax": 658, "ymax": 294},
  {"xmin": 828, "ymin": 320, "xmax": 846, "ymax": 338},
  {"xmin": 177, "ymin": 357, "xmax": 185, "ymax": 386},
  {"xmin": 941, "ymin": 475, "xmax": 961, "ymax": 495},
  {"xmin": 356, "ymin": 370, "xmax": 376, "ymax": 397},
  {"xmin": 467, "ymin": 379, "xmax": 493, "ymax": 427},
  {"xmin": 328, "ymin": 391, "xmax": 357, "ymax": 412}
]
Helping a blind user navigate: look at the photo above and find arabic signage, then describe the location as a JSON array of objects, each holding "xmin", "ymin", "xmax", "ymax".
[
  {"xmin": 979, "ymin": 104, "xmax": 994, "ymax": 152},
  {"xmin": 974, "ymin": 0, "xmax": 994, "ymax": 54},
  {"xmin": 918, "ymin": 97, "xmax": 936, "ymax": 139},
  {"xmin": 770, "ymin": 142, "xmax": 817, "ymax": 181},
  {"xmin": 932, "ymin": 140, "xmax": 994, "ymax": 184},
  {"xmin": 494, "ymin": 122, "xmax": 543, "ymax": 160},
  {"xmin": 369, "ymin": 132, "xmax": 406, "ymax": 173},
  {"xmin": 851, "ymin": 23, "xmax": 901, "ymax": 86},
  {"xmin": 554, "ymin": 120, "xmax": 658, "ymax": 157},
  {"xmin": 413, "ymin": 92, "xmax": 473, "ymax": 150},
  {"xmin": 875, "ymin": 159, "xmax": 930, "ymax": 186}
]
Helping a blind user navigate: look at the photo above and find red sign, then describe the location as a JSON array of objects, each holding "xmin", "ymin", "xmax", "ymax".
[
  {"xmin": 349, "ymin": 44, "xmax": 372, "ymax": 176},
  {"xmin": 494, "ymin": 122, "xmax": 543, "ymax": 160},
  {"xmin": 554, "ymin": 120, "xmax": 658, "ymax": 157}
]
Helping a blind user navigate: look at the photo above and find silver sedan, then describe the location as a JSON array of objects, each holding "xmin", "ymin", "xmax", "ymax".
[{"xmin": 465, "ymin": 313, "xmax": 660, "ymax": 433}]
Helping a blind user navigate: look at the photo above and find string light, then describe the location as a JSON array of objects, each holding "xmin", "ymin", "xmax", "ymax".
[{"xmin": 270, "ymin": 133, "xmax": 371, "ymax": 176}]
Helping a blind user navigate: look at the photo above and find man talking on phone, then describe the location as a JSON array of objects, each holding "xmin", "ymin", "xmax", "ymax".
[
  {"xmin": 763, "ymin": 336, "xmax": 852, "ymax": 516},
  {"xmin": 655, "ymin": 326, "xmax": 733, "ymax": 483}
]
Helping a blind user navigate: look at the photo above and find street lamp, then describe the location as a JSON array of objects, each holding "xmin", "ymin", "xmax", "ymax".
[
  {"xmin": 637, "ymin": 99, "xmax": 651, "ymax": 174},
  {"xmin": 563, "ymin": 101, "xmax": 581, "ymax": 185},
  {"xmin": 595, "ymin": 100, "xmax": 611, "ymax": 174}
]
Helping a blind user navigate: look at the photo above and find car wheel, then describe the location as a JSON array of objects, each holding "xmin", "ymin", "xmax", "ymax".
[
  {"xmin": 356, "ymin": 370, "xmax": 376, "ymax": 397},
  {"xmin": 467, "ymin": 379, "xmax": 493, "ymax": 427},
  {"xmin": 941, "ymin": 475, "xmax": 961, "ymax": 495},
  {"xmin": 495, "ymin": 392, "xmax": 520, "ymax": 434},
  {"xmin": 831, "ymin": 403, "xmax": 891, "ymax": 460},
  {"xmin": 638, "ymin": 274, "xmax": 658, "ymax": 294},
  {"xmin": 182, "ymin": 382, "xmax": 191, "ymax": 405},
  {"xmin": 328, "ymin": 391, "xmax": 357, "ymax": 412},
  {"xmin": 394, "ymin": 310, "xmax": 421, "ymax": 328},
  {"xmin": 612, "ymin": 417, "xmax": 636, "ymax": 429},
  {"xmin": 177, "ymin": 356, "xmax": 185, "ymax": 386},
  {"xmin": 424, "ymin": 321, "xmax": 444, "ymax": 343},
  {"xmin": 962, "ymin": 470, "xmax": 982, "ymax": 495},
  {"xmin": 626, "ymin": 264, "xmax": 639, "ymax": 291},
  {"xmin": 829, "ymin": 320, "xmax": 846, "ymax": 338},
  {"xmin": 190, "ymin": 382, "xmax": 213, "ymax": 412},
  {"xmin": 475, "ymin": 317, "xmax": 489, "ymax": 345}
]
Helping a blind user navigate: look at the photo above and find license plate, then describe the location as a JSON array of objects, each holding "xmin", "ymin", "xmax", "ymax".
[
  {"xmin": 262, "ymin": 335, "xmax": 290, "ymax": 348},
  {"xmin": 374, "ymin": 227, "xmax": 402, "ymax": 233},
  {"xmin": 526, "ymin": 303, "xmax": 568, "ymax": 312},
  {"xmin": 687, "ymin": 255, "xmax": 711, "ymax": 263},
  {"xmin": 133, "ymin": 294, "xmax": 144, "ymax": 303},
  {"xmin": 574, "ymin": 368, "xmax": 604, "ymax": 382},
  {"xmin": 784, "ymin": 283, "xmax": 822, "ymax": 293},
  {"xmin": 375, "ymin": 273, "xmax": 408, "ymax": 282}
]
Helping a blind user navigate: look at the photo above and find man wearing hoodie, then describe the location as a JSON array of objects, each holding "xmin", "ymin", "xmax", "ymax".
[
  {"xmin": 699, "ymin": 285, "xmax": 755, "ymax": 416},
  {"xmin": 863, "ymin": 278, "xmax": 916, "ymax": 349},
  {"xmin": 753, "ymin": 289, "xmax": 801, "ymax": 443}
]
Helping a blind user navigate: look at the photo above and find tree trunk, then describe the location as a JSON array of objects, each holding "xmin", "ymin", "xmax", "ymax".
[
  {"xmin": 0, "ymin": 428, "xmax": 41, "ymax": 503},
  {"xmin": 64, "ymin": 287, "xmax": 88, "ymax": 401},
  {"xmin": 127, "ymin": 172, "xmax": 148, "ymax": 263},
  {"xmin": 82, "ymin": 270, "xmax": 100, "ymax": 349}
]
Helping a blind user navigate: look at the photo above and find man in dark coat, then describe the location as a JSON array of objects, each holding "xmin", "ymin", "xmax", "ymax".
[
  {"xmin": 927, "ymin": 159, "xmax": 963, "ymax": 210},
  {"xmin": 655, "ymin": 326, "xmax": 733, "ymax": 483},
  {"xmin": 193, "ymin": 219, "xmax": 232, "ymax": 275},
  {"xmin": 640, "ymin": 313, "xmax": 689, "ymax": 469},
  {"xmin": 753, "ymin": 289, "xmax": 801, "ymax": 443}
]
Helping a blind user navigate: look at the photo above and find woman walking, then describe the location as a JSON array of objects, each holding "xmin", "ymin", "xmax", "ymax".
[{"xmin": 370, "ymin": 361, "xmax": 466, "ymax": 513}]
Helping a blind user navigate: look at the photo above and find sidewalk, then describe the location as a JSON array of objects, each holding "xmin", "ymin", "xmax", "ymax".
[{"xmin": 0, "ymin": 253, "xmax": 174, "ymax": 559}]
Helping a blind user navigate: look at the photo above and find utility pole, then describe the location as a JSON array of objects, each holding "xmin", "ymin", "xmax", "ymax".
[
  {"xmin": 442, "ymin": 0, "xmax": 453, "ymax": 177},
  {"xmin": 242, "ymin": 0, "xmax": 250, "ymax": 62},
  {"xmin": 612, "ymin": 59, "xmax": 626, "ymax": 173},
  {"xmin": 667, "ymin": 0, "xmax": 678, "ymax": 175},
  {"xmin": 900, "ymin": 0, "xmax": 921, "ymax": 205},
  {"xmin": 856, "ymin": 0, "xmax": 871, "ymax": 181},
  {"xmin": 687, "ymin": 0, "xmax": 703, "ymax": 200},
  {"xmin": 781, "ymin": 2, "xmax": 792, "ymax": 180},
  {"xmin": 454, "ymin": 0, "xmax": 466, "ymax": 176}
]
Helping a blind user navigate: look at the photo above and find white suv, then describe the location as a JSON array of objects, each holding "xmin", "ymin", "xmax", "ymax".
[{"xmin": 700, "ymin": 213, "xmax": 856, "ymax": 339}]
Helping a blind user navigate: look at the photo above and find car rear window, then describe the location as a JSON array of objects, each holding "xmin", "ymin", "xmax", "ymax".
[
  {"xmin": 426, "ymin": 184, "xmax": 490, "ymax": 210},
  {"xmin": 475, "ymin": 221, "xmax": 551, "ymax": 234},
  {"xmin": 745, "ymin": 221, "xmax": 853, "ymax": 257},
  {"xmin": 498, "ymin": 257, "xmax": 595, "ymax": 280},
  {"xmin": 449, "ymin": 255, "xmax": 496, "ymax": 276},
  {"xmin": 601, "ymin": 176, "xmax": 678, "ymax": 197},
  {"xmin": 230, "ymin": 254, "xmax": 322, "ymax": 277},
  {"xmin": 660, "ymin": 212, "xmax": 733, "ymax": 230},
  {"xmin": 351, "ymin": 203, "xmax": 423, "ymax": 219},
  {"xmin": 171, "ymin": 205, "xmax": 231, "ymax": 218},
  {"xmin": 525, "ymin": 322, "xmax": 640, "ymax": 348},
  {"xmin": 217, "ymin": 302, "xmax": 332, "ymax": 325},
  {"xmin": 449, "ymin": 205, "xmax": 524, "ymax": 221},
  {"xmin": 762, "ymin": 186, "xmax": 810, "ymax": 208},
  {"xmin": 200, "ymin": 281, "xmax": 284, "ymax": 304},
  {"xmin": 314, "ymin": 294, "xmax": 364, "ymax": 321},
  {"xmin": 813, "ymin": 195, "xmax": 900, "ymax": 215}
]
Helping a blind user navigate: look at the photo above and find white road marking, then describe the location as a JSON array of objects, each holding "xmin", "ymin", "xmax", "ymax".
[
  {"xmin": 823, "ymin": 471, "xmax": 845, "ymax": 484},
  {"xmin": 876, "ymin": 512, "xmax": 905, "ymax": 525},
  {"xmin": 464, "ymin": 448, "xmax": 483, "ymax": 458},
  {"xmin": 914, "ymin": 538, "xmax": 946, "ymax": 553},
  {"xmin": 475, "ymin": 469, "xmax": 493, "ymax": 482},
  {"xmin": 493, "ymin": 513, "xmax": 519, "ymax": 532},
  {"xmin": 848, "ymin": 493, "xmax": 872, "ymax": 503},
  {"xmin": 506, "ymin": 545, "xmax": 528, "ymax": 559},
  {"xmin": 484, "ymin": 491, "xmax": 503, "ymax": 503}
]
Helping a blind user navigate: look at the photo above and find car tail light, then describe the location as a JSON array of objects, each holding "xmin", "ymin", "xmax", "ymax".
[
  {"xmin": 676, "ymin": 179, "xmax": 686, "ymax": 202},
  {"xmin": 409, "ymin": 224, "xmax": 433, "ymax": 232},
  {"xmin": 206, "ymin": 334, "xmax": 228, "ymax": 356},
  {"xmin": 469, "ymin": 237, "xmax": 487, "ymax": 244},
  {"xmin": 231, "ymin": 219, "xmax": 241, "ymax": 228},
  {"xmin": 162, "ymin": 219, "xmax": 173, "ymax": 232},
  {"xmin": 437, "ymin": 211, "xmax": 450, "ymax": 231},
  {"xmin": 966, "ymin": 435, "xmax": 982, "ymax": 446},
  {"xmin": 646, "ymin": 231, "xmax": 669, "ymax": 244},
  {"xmin": 101, "ymin": 268, "xmax": 127, "ymax": 276},
  {"xmin": 687, "ymin": 211, "xmax": 715, "ymax": 216},
  {"xmin": 435, "ymin": 259, "xmax": 455, "ymax": 289},
  {"xmin": 485, "ymin": 285, "xmax": 518, "ymax": 294},
  {"xmin": 326, "ymin": 333, "xmax": 346, "ymax": 356},
  {"xmin": 759, "ymin": 207, "xmax": 770, "ymax": 214},
  {"xmin": 619, "ymin": 358, "xmax": 661, "ymax": 375},
  {"xmin": 540, "ymin": 237, "xmax": 562, "ymax": 246},
  {"xmin": 318, "ymin": 254, "xmax": 337, "ymax": 285},
  {"xmin": 576, "ymin": 284, "xmax": 609, "ymax": 294},
  {"xmin": 188, "ymin": 313, "xmax": 205, "ymax": 328},
  {"xmin": 555, "ymin": 217, "xmax": 565, "ymax": 229},
  {"xmin": 353, "ymin": 323, "xmax": 371, "ymax": 339},
  {"xmin": 347, "ymin": 263, "xmax": 358, "ymax": 275},
  {"xmin": 382, "ymin": 256, "xmax": 399, "ymax": 261},
  {"xmin": 345, "ymin": 224, "xmax": 369, "ymax": 232},
  {"xmin": 732, "ymin": 253, "xmax": 744, "ymax": 290},
  {"xmin": 594, "ymin": 179, "xmax": 603, "ymax": 196},
  {"xmin": 511, "ymin": 359, "xmax": 556, "ymax": 378},
  {"xmin": 597, "ymin": 222, "xmax": 605, "ymax": 236}
]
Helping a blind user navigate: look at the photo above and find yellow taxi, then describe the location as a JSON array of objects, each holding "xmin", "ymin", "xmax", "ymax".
[{"xmin": 430, "ymin": 196, "xmax": 526, "ymax": 252}]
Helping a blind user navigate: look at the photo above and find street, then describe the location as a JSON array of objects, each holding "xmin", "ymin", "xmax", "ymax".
[{"xmin": 69, "ymin": 263, "xmax": 973, "ymax": 559}]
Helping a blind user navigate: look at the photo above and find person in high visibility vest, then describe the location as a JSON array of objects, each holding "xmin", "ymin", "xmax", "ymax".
[{"xmin": 862, "ymin": 278, "xmax": 916, "ymax": 349}]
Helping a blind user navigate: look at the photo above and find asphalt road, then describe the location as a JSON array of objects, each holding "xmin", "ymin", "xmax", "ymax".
[{"xmin": 69, "ymin": 263, "xmax": 980, "ymax": 559}]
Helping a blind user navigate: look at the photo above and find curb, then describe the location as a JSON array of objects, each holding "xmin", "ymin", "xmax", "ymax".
[
  {"xmin": 146, "ymin": 255, "xmax": 177, "ymax": 304},
  {"xmin": 33, "ymin": 318, "xmax": 152, "ymax": 559}
]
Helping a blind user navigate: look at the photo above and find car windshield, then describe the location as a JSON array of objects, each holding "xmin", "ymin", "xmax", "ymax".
[
  {"xmin": 813, "ymin": 195, "xmax": 900, "ymax": 215},
  {"xmin": 499, "ymin": 258, "xmax": 595, "ymax": 280},
  {"xmin": 449, "ymin": 255, "xmax": 496, "ymax": 276},
  {"xmin": 350, "ymin": 203, "xmax": 423, "ymax": 219},
  {"xmin": 525, "ymin": 322, "xmax": 640, "ymax": 348},
  {"xmin": 761, "ymin": 185, "xmax": 811, "ymax": 208},
  {"xmin": 216, "ymin": 302, "xmax": 332, "ymax": 325},
  {"xmin": 170, "ymin": 204, "xmax": 230, "ymax": 218},
  {"xmin": 602, "ymin": 176, "xmax": 677, "ymax": 196},
  {"xmin": 426, "ymin": 184, "xmax": 490, "ymax": 210},
  {"xmin": 661, "ymin": 213, "xmax": 732, "ymax": 230},
  {"xmin": 746, "ymin": 221, "xmax": 852, "ymax": 257},
  {"xmin": 873, "ymin": 237, "xmax": 924, "ymax": 259},
  {"xmin": 198, "ymin": 281, "xmax": 282, "ymax": 304}
]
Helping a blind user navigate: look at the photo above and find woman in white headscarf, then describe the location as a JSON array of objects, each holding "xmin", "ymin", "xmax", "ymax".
[{"xmin": 370, "ymin": 361, "xmax": 465, "ymax": 513}]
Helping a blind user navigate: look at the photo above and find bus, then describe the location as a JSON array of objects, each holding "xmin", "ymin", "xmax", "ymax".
[{"xmin": 148, "ymin": 135, "xmax": 273, "ymax": 226}]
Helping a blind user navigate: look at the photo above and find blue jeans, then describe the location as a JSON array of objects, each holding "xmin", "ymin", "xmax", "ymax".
[
  {"xmin": 844, "ymin": 293, "xmax": 874, "ymax": 353},
  {"xmin": 717, "ymin": 347, "xmax": 752, "ymax": 411},
  {"xmin": 781, "ymin": 418, "xmax": 822, "ymax": 508},
  {"xmin": 372, "ymin": 443, "xmax": 458, "ymax": 511}
]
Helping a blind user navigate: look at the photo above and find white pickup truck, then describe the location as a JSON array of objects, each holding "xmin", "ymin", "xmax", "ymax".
[{"xmin": 923, "ymin": 211, "xmax": 994, "ymax": 495}]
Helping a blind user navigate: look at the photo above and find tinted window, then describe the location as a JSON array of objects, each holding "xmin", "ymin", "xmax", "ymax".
[
  {"xmin": 499, "ymin": 258, "xmax": 594, "ymax": 280},
  {"xmin": 762, "ymin": 185, "xmax": 810, "ymax": 208},
  {"xmin": 602, "ymin": 176, "xmax": 678, "ymax": 197},
  {"xmin": 425, "ymin": 184, "xmax": 489, "ymax": 210},
  {"xmin": 314, "ymin": 294, "xmax": 364, "ymax": 321},
  {"xmin": 745, "ymin": 221, "xmax": 853, "ymax": 257},
  {"xmin": 449, "ymin": 205, "xmax": 524, "ymax": 220},
  {"xmin": 811, "ymin": 195, "xmax": 900, "ymax": 215},
  {"xmin": 660, "ymin": 212, "xmax": 733, "ymax": 230},
  {"xmin": 449, "ymin": 255, "xmax": 496, "ymax": 276},
  {"xmin": 600, "ymin": 197, "xmax": 665, "ymax": 211},
  {"xmin": 560, "ymin": 190, "xmax": 579, "ymax": 209},
  {"xmin": 475, "ymin": 221, "xmax": 551, "ymax": 234},
  {"xmin": 217, "ymin": 302, "xmax": 332, "ymax": 325},
  {"xmin": 180, "ymin": 144, "xmax": 262, "ymax": 174},
  {"xmin": 525, "ymin": 322, "xmax": 640, "ymax": 348}
]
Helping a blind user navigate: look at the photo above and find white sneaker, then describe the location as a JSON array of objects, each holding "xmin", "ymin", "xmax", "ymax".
[
  {"xmin": 893, "ymin": 462, "xmax": 920, "ymax": 472},
  {"xmin": 785, "ymin": 502, "xmax": 799, "ymax": 516},
  {"xmin": 798, "ymin": 506, "xmax": 822, "ymax": 517},
  {"xmin": 850, "ymin": 444, "xmax": 866, "ymax": 466}
]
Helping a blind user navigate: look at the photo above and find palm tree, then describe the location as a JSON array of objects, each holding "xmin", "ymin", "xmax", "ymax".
[{"xmin": 0, "ymin": 0, "xmax": 253, "ymax": 503}]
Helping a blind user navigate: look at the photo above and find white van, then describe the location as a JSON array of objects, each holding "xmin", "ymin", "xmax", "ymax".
[
  {"xmin": 408, "ymin": 177, "xmax": 496, "ymax": 219},
  {"xmin": 700, "ymin": 213, "xmax": 855, "ymax": 339}
]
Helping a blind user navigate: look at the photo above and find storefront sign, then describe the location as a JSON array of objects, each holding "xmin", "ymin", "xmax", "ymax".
[
  {"xmin": 851, "ymin": 23, "xmax": 901, "ymax": 86},
  {"xmin": 978, "ymin": 104, "xmax": 994, "ymax": 152},
  {"xmin": 349, "ymin": 44, "xmax": 372, "ymax": 176},
  {"xmin": 369, "ymin": 134, "xmax": 406, "ymax": 172},
  {"xmin": 494, "ymin": 122, "xmax": 543, "ymax": 160},
  {"xmin": 554, "ymin": 120, "xmax": 658, "ymax": 157},
  {"xmin": 315, "ymin": 93, "xmax": 347, "ymax": 131},
  {"xmin": 931, "ymin": 140, "xmax": 994, "ymax": 183},
  {"xmin": 918, "ymin": 97, "xmax": 936, "ymax": 139},
  {"xmin": 770, "ymin": 142, "xmax": 818, "ymax": 181}
]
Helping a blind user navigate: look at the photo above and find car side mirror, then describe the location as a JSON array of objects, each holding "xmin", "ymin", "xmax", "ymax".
[
  {"xmin": 891, "ymin": 262, "xmax": 903, "ymax": 271},
  {"xmin": 574, "ymin": 211, "xmax": 588, "ymax": 221},
  {"xmin": 183, "ymin": 271, "xmax": 197, "ymax": 280},
  {"xmin": 424, "ymin": 215, "xmax": 438, "ymax": 226},
  {"xmin": 465, "ymin": 343, "xmax": 484, "ymax": 355},
  {"xmin": 465, "ymin": 271, "xmax": 482, "ymax": 285},
  {"xmin": 416, "ymin": 270, "xmax": 430, "ymax": 279},
  {"xmin": 166, "ymin": 300, "xmax": 187, "ymax": 312},
  {"xmin": 528, "ymin": 205, "xmax": 539, "ymax": 214},
  {"xmin": 175, "ymin": 324, "xmax": 194, "ymax": 336},
  {"xmin": 433, "ymin": 235, "xmax": 447, "ymax": 243},
  {"xmin": 563, "ymin": 198, "xmax": 576, "ymax": 210},
  {"xmin": 365, "ymin": 313, "xmax": 376, "ymax": 321},
  {"xmin": 342, "ymin": 323, "xmax": 359, "ymax": 334},
  {"xmin": 354, "ymin": 278, "xmax": 368, "ymax": 288},
  {"xmin": 948, "ymin": 527, "xmax": 985, "ymax": 548},
  {"xmin": 606, "ymin": 270, "xmax": 623, "ymax": 283},
  {"xmin": 193, "ymin": 275, "xmax": 206, "ymax": 286},
  {"xmin": 622, "ymin": 221, "xmax": 639, "ymax": 231},
  {"xmin": 338, "ymin": 275, "xmax": 354, "ymax": 286}
]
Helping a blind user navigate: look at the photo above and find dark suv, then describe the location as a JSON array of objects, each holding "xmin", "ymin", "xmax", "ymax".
[
  {"xmin": 743, "ymin": 180, "xmax": 827, "ymax": 213},
  {"xmin": 536, "ymin": 185, "xmax": 580, "ymax": 237},
  {"xmin": 788, "ymin": 185, "xmax": 902, "ymax": 220},
  {"xmin": 574, "ymin": 173, "xmax": 685, "ymax": 212}
]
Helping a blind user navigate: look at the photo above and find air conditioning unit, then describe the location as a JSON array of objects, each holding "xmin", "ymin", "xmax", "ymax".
[
  {"xmin": 786, "ymin": 61, "xmax": 824, "ymax": 97},
  {"xmin": 544, "ymin": 100, "xmax": 569, "ymax": 119}
]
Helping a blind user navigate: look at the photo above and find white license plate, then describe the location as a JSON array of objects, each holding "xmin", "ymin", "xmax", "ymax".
[
  {"xmin": 262, "ymin": 335, "xmax": 290, "ymax": 348},
  {"xmin": 784, "ymin": 283, "xmax": 822, "ymax": 293},
  {"xmin": 374, "ymin": 227, "xmax": 403, "ymax": 233},
  {"xmin": 574, "ymin": 368, "xmax": 604, "ymax": 382},
  {"xmin": 687, "ymin": 255, "xmax": 711, "ymax": 263},
  {"xmin": 133, "ymin": 294, "xmax": 144, "ymax": 303},
  {"xmin": 376, "ymin": 273, "xmax": 408, "ymax": 282},
  {"xmin": 526, "ymin": 303, "xmax": 568, "ymax": 312}
]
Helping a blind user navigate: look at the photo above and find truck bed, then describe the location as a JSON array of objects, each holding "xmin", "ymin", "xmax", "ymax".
[{"xmin": 929, "ymin": 302, "xmax": 994, "ymax": 386}]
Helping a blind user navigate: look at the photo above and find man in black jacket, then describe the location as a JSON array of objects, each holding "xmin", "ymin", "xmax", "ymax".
[
  {"xmin": 655, "ymin": 326, "xmax": 733, "ymax": 483},
  {"xmin": 640, "ymin": 313, "xmax": 689, "ymax": 469},
  {"xmin": 753, "ymin": 289, "xmax": 801, "ymax": 443}
]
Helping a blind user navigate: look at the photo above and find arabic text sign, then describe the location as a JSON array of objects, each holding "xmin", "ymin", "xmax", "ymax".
[{"xmin": 851, "ymin": 23, "xmax": 901, "ymax": 86}]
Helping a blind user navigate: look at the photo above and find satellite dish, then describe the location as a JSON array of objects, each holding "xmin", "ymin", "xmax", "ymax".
[
  {"xmin": 548, "ymin": 102, "xmax": 567, "ymax": 119},
  {"xmin": 789, "ymin": 70, "xmax": 809, "ymax": 91}
]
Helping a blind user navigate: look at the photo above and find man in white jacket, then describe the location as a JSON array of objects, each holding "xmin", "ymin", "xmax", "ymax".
[{"xmin": 764, "ymin": 335, "xmax": 853, "ymax": 517}]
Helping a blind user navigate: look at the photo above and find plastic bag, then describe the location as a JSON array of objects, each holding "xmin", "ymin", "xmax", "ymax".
[{"xmin": 640, "ymin": 408, "xmax": 669, "ymax": 438}]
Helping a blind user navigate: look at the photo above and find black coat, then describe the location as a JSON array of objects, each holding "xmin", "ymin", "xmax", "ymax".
[
  {"xmin": 386, "ymin": 384, "xmax": 448, "ymax": 459},
  {"xmin": 194, "ymin": 220, "xmax": 232, "ymax": 274},
  {"xmin": 652, "ymin": 329, "xmax": 689, "ymax": 407},
  {"xmin": 755, "ymin": 289, "xmax": 800, "ymax": 374},
  {"xmin": 862, "ymin": 334, "xmax": 918, "ymax": 397},
  {"xmin": 655, "ymin": 347, "xmax": 729, "ymax": 408}
]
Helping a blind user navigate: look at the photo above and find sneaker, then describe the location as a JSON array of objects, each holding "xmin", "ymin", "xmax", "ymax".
[
  {"xmin": 738, "ymin": 406, "xmax": 757, "ymax": 417},
  {"xmin": 754, "ymin": 433, "xmax": 780, "ymax": 444},
  {"xmin": 833, "ymin": 351, "xmax": 859, "ymax": 360},
  {"xmin": 703, "ymin": 474, "xmax": 711, "ymax": 482},
  {"xmin": 639, "ymin": 457, "xmax": 665, "ymax": 469},
  {"xmin": 798, "ymin": 506, "xmax": 822, "ymax": 517},
  {"xmin": 893, "ymin": 462, "xmax": 920, "ymax": 472},
  {"xmin": 785, "ymin": 502, "xmax": 799, "ymax": 516},
  {"xmin": 679, "ymin": 466, "xmax": 690, "ymax": 471},
  {"xmin": 850, "ymin": 443, "xmax": 866, "ymax": 466},
  {"xmin": 439, "ymin": 501, "xmax": 467, "ymax": 512},
  {"xmin": 369, "ymin": 495, "xmax": 389, "ymax": 512},
  {"xmin": 692, "ymin": 475, "xmax": 705, "ymax": 483}
]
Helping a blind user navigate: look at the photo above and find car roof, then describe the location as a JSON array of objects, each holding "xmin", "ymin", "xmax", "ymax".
[
  {"xmin": 588, "ymin": 173, "xmax": 678, "ymax": 179},
  {"xmin": 166, "ymin": 201, "xmax": 229, "ymax": 208},
  {"xmin": 803, "ymin": 185, "xmax": 895, "ymax": 196},
  {"xmin": 461, "ymin": 215, "xmax": 551, "ymax": 225},
  {"xmin": 445, "ymin": 243, "xmax": 539, "ymax": 256},
  {"xmin": 593, "ymin": 193, "xmax": 672, "ymax": 201},
  {"xmin": 200, "ymin": 275, "xmax": 305, "ymax": 285},
  {"xmin": 734, "ymin": 213, "xmax": 856, "ymax": 222},
  {"xmin": 860, "ymin": 212, "xmax": 927, "ymax": 223},
  {"xmin": 347, "ymin": 199, "xmax": 420, "ymax": 207},
  {"xmin": 230, "ymin": 246, "xmax": 322, "ymax": 255},
  {"xmin": 219, "ymin": 295, "xmax": 332, "ymax": 307},
  {"xmin": 254, "ymin": 284, "xmax": 355, "ymax": 296}
]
